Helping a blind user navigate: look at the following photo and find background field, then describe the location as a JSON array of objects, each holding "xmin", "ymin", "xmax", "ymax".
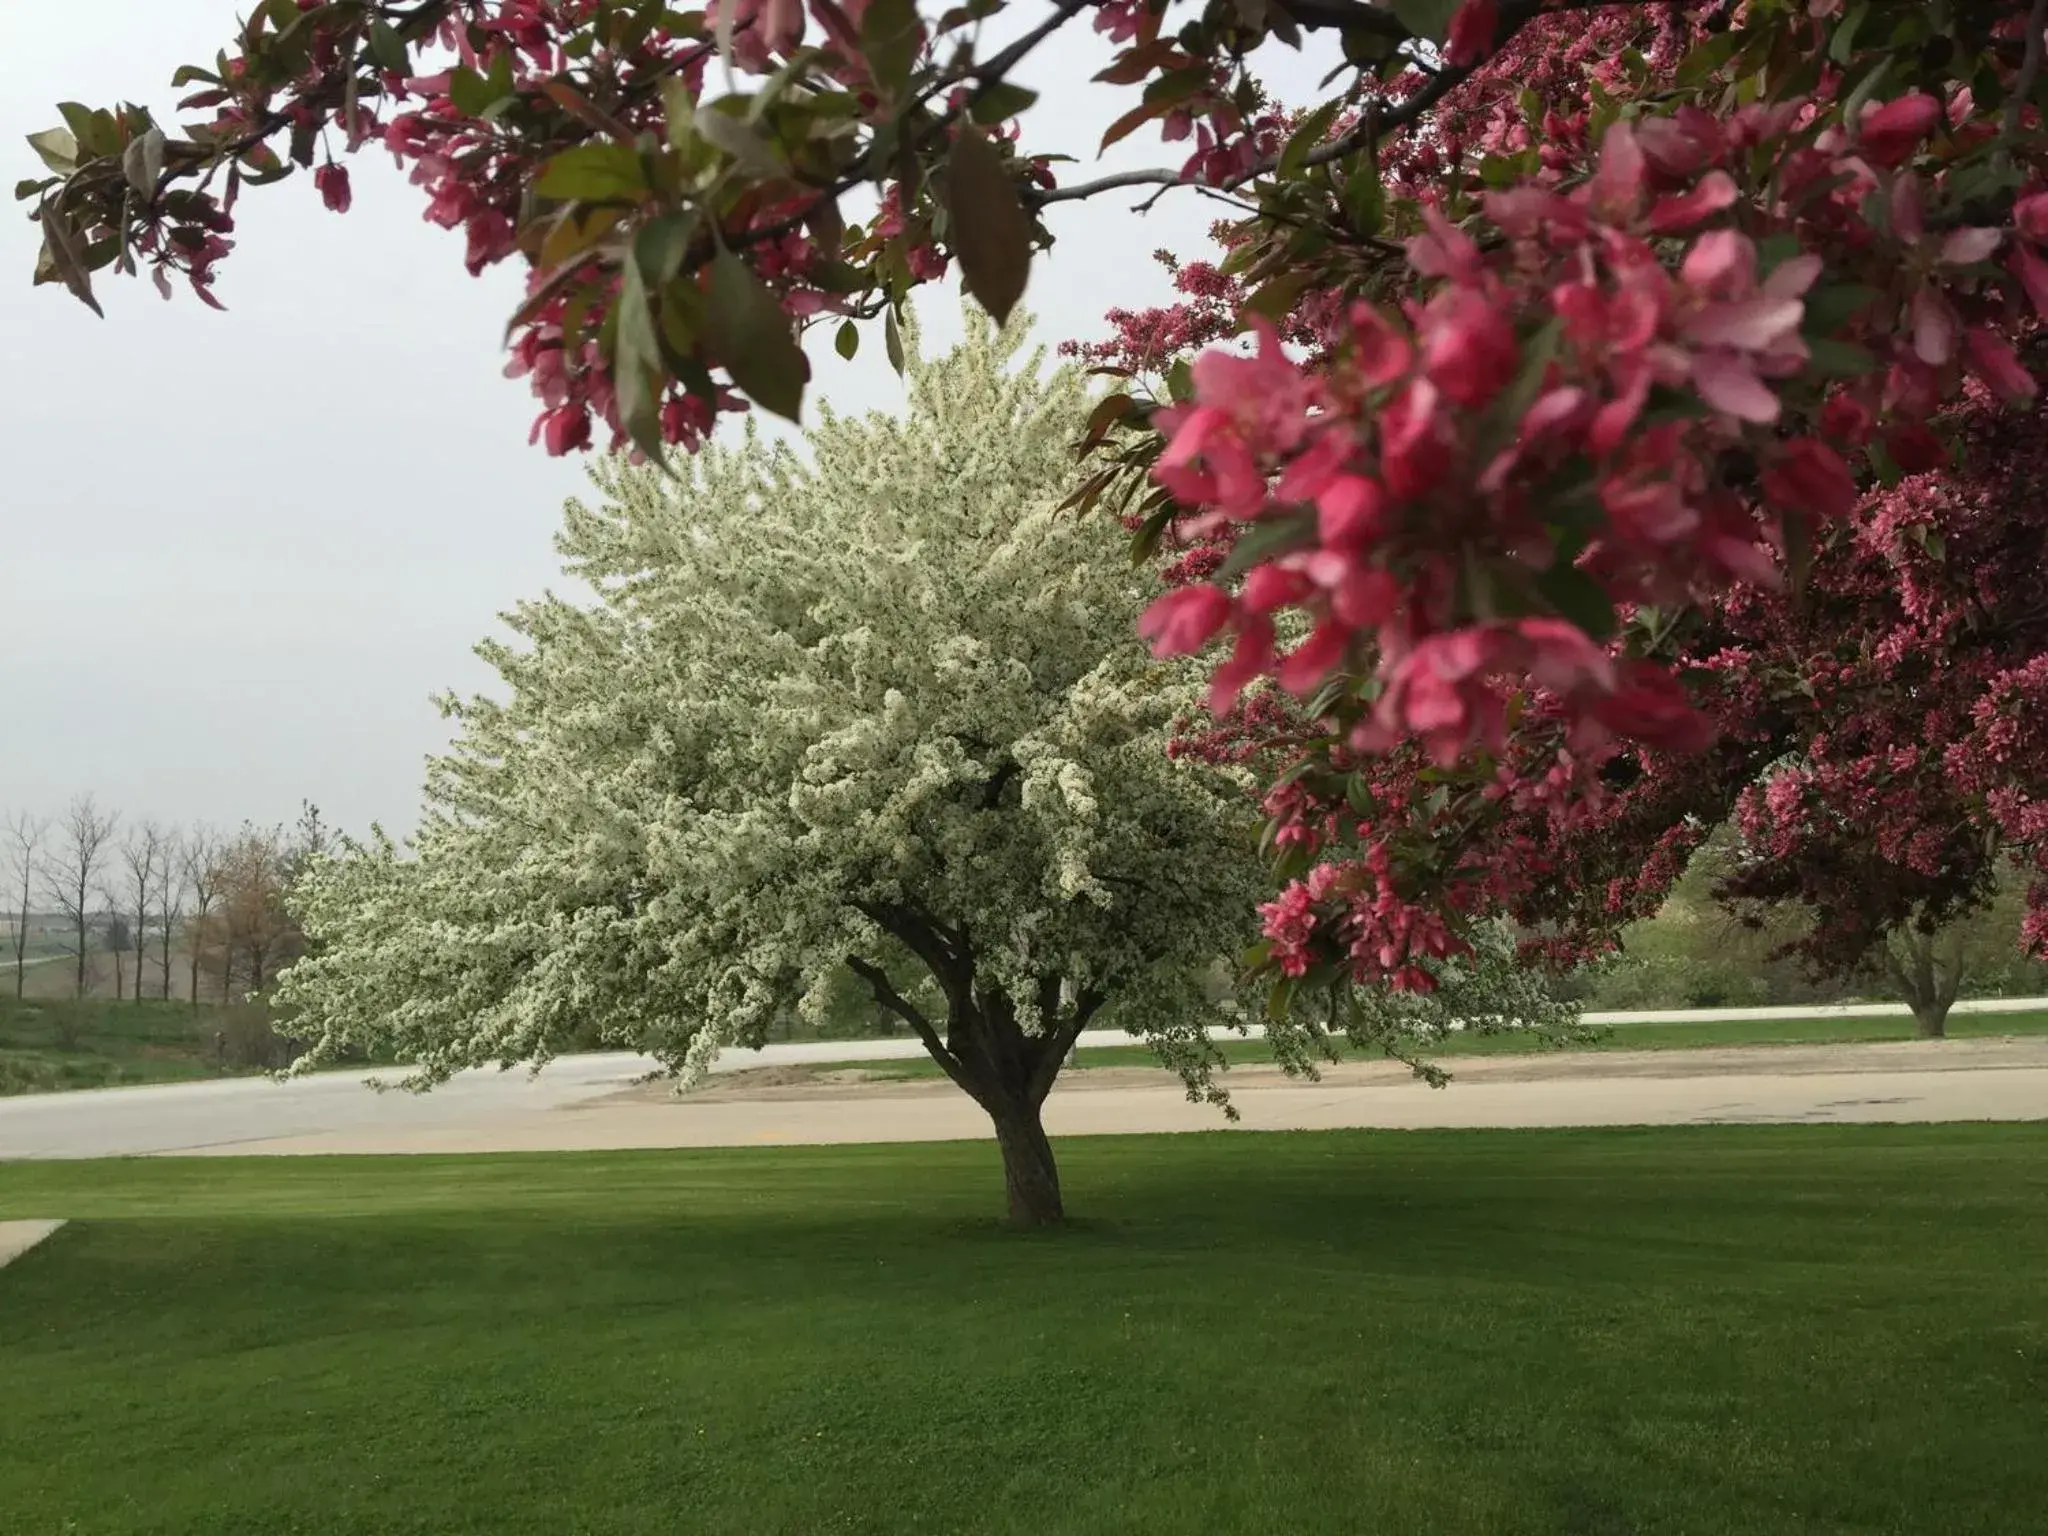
[{"xmin": 4, "ymin": 1125, "xmax": 2046, "ymax": 1534}]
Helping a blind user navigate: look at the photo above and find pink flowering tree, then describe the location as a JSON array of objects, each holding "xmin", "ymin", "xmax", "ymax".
[{"xmin": 23, "ymin": 0, "xmax": 2048, "ymax": 1025}]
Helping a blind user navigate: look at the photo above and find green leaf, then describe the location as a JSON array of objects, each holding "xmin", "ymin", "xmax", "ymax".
[
  {"xmin": 539, "ymin": 204, "xmax": 622, "ymax": 269},
  {"xmin": 703, "ymin": 249, "xmax": 807, "ymax": 421},
  {"xmin": 121, "ymin": 126, "xmax": 165, "ymax": 197},
  {"xmin": 660, "ymin": 77, "xmax": 697, "ymax": 153},
  {"xmin": 612, "ymin": 260, "xmax": 667, "ymax": 461},
  {"xmin": 25, "ymin": 128, "xmax": 78, "ymax": 176},
  {"xmin": 447, "ymin": 67, "xmax": 497, "ymax": 118},
  {"xmin": 1218, "ymin": 510, "xmax": 1317, "ymax": 580},
  {"xmin": 1535, "ymin": 563, "xmax": 1618, "ymax": 641},
  {"xmin": 1129, "ymin": 499, "xmax": 1176, "ymax": 567},
  {"xmin": 534, "ymin": 143, "xmax": 647, "ymax": 202},
  {"xmin": 1674, "ymin": 28, "xmax": 1742, "ymax": 87},
  {"xmin": 1277, "ymin": 98, "xmax": 1342, "ymax": 178},
  {"xmin": 1806, "ymin": 338, "xmax": 1876, "ymax": 378},
  {"xmin": 1242, "ymin": 267, "xmax": 1312, "ymax": 323},
  {"xmin": 13, "ymin": 177, "xmax": 56, "ymax": 200},
  {"xmin": 860, "ymin": 0, "xmax": 921, "ymax": 98},
  {"xmin": 969, "ymin": 82, "xmax": 1038, "ymax": 125},
  {"xmin": 945, "ymin": 125, "xmax": 1033, "ymax": 327},
  {"xmin": 1802, "ymin": 283, "xmax": 1880, "ymax": 334},
  {"xmin": 884, "ymin": 308, "xmax": 905, "ymax": 374},
  {"xmin": 367, "ymin": 19, "xmax": 409, "ymax": 73},
  {"xmin": 1828, "ymin": 1, "xmax": 1867, "ymax": 64},
  {"xmin": 1141, "ymin": 67, "xmax": 1209, "ymax": 107},
  {"xmin": 171, "ymin": 64, "xmax": 222, "ymax": 87},
  {"xmin": 1389, "ymin": 0, "xmax": 1459, "ymax": 44},
  {"xmin": 1842, "ymin": 56, "xmax": 1892, "ymax": 127},
  {"xmin": 56, "ymin": 103, "xmax": 113, "ymax": 157},
  {"xmin": 1487, "ymin": 318, "xmax": 1562, "ymax": 455},
  {"xmin": 634, "ymin": 211, "xmax": 695, "ymax": 286},
  {"xmin": 1781, "ymin": 504, "xmax": 1813, "ymax": 598},
  {"xmin": 1341, "ymin": 153, "xmax": 1384, "ymax": 237},
  {"xmin": 835, "ymin": 319, "xmax": 860, "ymax": 360},
  {"xmin": 693, "ymin": 100, "xmax": 779, "ymax": 173}
]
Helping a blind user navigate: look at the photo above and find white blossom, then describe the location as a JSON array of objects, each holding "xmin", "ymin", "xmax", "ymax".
[{"xmin": 278, "ymin": 311, "xmax": 1265, "ymax": 1099}]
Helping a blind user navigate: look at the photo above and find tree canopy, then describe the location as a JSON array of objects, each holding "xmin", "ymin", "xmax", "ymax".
[
  {"xmin": 275, "ymin": 315, "xmax": 1264, "ymax": 1224},
  {"xmin": 29, "ymin": 0, "xmax": 2048, "ymax": 1016}
]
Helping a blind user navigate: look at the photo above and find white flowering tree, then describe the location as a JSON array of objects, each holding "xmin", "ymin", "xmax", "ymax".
[{"xmin": 278, "ymin": 314, "xmax": 1263, "ymax": 1227}]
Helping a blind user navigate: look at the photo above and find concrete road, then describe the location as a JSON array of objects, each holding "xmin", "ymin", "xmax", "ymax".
[{"xmin": 2, "ymin": 1034, "xmax": 2044, "ymax": 1160}]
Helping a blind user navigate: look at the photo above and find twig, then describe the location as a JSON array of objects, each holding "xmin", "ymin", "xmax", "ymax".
[
  {"xmin": 2003, "ymin": 0, "xmax": 2048, "ymax": 158},
  {"xmin": 1028, "ymin": 0, "xmax": 1717, "ymax": 211}
]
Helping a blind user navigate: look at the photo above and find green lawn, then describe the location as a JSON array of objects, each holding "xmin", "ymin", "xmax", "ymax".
[
  {"xmin": 4, "ymin": 1126, "xmax": 2046, "ymax": 1534},
  {"xmin": 806, "ymin": 1007, "xmax": 2048, "ymax": 1082}
]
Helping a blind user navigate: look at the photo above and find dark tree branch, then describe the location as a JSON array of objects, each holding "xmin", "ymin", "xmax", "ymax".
[
  {"xmin": 1028, "ymin": 0, "xmax": 1718, "ymax": 212},
  {"xmin": 1027, "ymin": 987, "xmax": 1104, "ymax": 1104},
  {"xmin": 2004, "ymin": 0, "xmax": 2048, "ymax": 158},
  {"xmin": 845, "ymin": 952, "xmax": 985, "ymax": 1100},
  {"xmin": 979, "ymin": 759, "xmax": 1021, "ymax": 810}
]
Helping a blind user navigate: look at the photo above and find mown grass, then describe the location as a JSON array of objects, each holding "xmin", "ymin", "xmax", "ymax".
[
  {"xmin": 805, "ymin": 1007, "xmax": 2048, "ymax": 1082},
  {"xmin": 3, "ymin": 1125, "xmax": 2046, "ymax": 1534}
]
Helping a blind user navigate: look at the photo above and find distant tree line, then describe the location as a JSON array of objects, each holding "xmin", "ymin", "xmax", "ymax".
[
  {"xmin": 1, "ymin": 796, "xmax": 328, "ymax": 1006},
  {"xmin": 1555, "ymin": 825, "xmax": 2048, "ymax": 1038}
]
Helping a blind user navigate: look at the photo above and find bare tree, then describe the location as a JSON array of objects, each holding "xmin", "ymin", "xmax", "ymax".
[
  {"xmin": 42, "ymin": 795, "xmax": 117, "ymax": 999},
  {"xmin": 4, "ymin": 811, "xmax": 47, "ymax": 999},
  {"xmin": 120, "ymin": 823, "xmax": 165, "ymax": 1007},
  {"xmin": 154, "ymin": 828, "xmax": 184, "ymax": 1000},
  {"xmin": 182, "ymin": 827, "xmax": 224, "ymax": 1005}
]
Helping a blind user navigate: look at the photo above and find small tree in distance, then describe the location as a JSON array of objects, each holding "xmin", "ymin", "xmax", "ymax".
[
  {"xmin": 278, "ymin": 315, "xmax": 1265, "ymax": 1227},
  {"xmin": 43, "ymin": 795, "xmax": 117, "ymax": 1000},
  {"xmin": 5, "ymin": 812, "xmax": 47, "ymax": 999}
]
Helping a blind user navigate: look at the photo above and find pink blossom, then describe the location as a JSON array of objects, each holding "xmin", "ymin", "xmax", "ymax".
[
  {"xmin": 1405, "ymin": 204, "xmax": 1482, "ymax": 282},
  {"xmin": 1242, "ymin": 565, "xmax": 1312, "ymax": 614},
  {"xmin": 1138, "ymin": 585, "xmax": 1233, "ymax": 657},
  {"xmin": 1278, "ymin": 620, "xmax": 1352, "ymax": 696},
  {"xmin": 1417, "ymin": 287, "xmax": 1519, "ymax": 408},
  {"xmin": 1587, "ymin": 120, "xmax": 1645, "ymax": 220},
  {"xmin": 1891, "ymin": 171, "xmax": 1925, "ymax": 243},
  {"xmin": 1208, "ymin": 615, "xmax": 1276, "ymax": 715},
  {"xmin": 1691, "ymin": 351, "xmax": 1781, "ymax": 423},
  {"xmin": 1587, "ymin": 662, "xmax": 1715, "ymax": 751},
  {"xmin": 314, "ymin": 163, "xmax": 352, "ymax": 214},
  {"xmin": 1444, "ymin": 0, "xmax": 1499, "ymax": 68},
  {"xmin": 1964, "ymin": 327, "xmax": 2037, "ymax": 404},
  {"xmin": 2012, "ymin": 245, "xmax": 2048, "ymax": 320},
  {"xmin": 1940, "ymin": 228, "xmax": 2002, "ymax": 265},
  {"xmin": 1634, "ymin": 108, "xmax": 1724, "ymax": 177},
  {"xmin": 1316, "ymin": 474, "xmax": 1387, "ymax": 550},
  {"xmin": 1856, "ymin": 93, "xmax": 1941, "ymax": 168},
  {"xmin": 1648, "ymin": 171, "xmax": 1736, "ymax": 234},
  {"xmin": 1911, "ymin": 287, "xmax": 1958, "ymax": 365},
  {"xmin": 535, "ymin": 404, "xmax": 591, "ymax": 456},
  {"xmin": 1760, "ymin": 438, "xmax": 1859, "ymax": 521},
  {"xmin": 1379, "ymin": 381, "xmax": 1451, "ymax": 500},
  {"xmin": 2015, "ymin": 192, "xmax": 2048, "ymax": 246},
  {"xmin": 1348, "ymin": 303, "xmax": 1415, "ymax": 390}
]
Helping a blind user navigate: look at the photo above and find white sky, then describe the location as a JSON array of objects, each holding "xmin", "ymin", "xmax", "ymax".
[{"xmin": 0, "ymin": 2, "xmax": 1336, "ymax": 837}]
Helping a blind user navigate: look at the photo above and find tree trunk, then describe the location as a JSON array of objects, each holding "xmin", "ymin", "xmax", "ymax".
[
  {"xmin": 990, "ymin": 1098, "xmax": 1064, "ymax": 1229},
  {"xmin": 1914, "ymin": 1001, "xmax": 1950, "ymax": 1039}
]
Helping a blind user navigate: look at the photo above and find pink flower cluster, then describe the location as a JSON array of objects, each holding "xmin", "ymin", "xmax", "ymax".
[{"xmin": 1140, "ymin": 93, "xmax": 2041, "ymax": 780}]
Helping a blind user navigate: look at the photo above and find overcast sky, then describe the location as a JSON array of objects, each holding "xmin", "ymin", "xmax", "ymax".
[{"xmin": 0, "ymin": 2, "xmax": 1334, "ymax": 838}]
